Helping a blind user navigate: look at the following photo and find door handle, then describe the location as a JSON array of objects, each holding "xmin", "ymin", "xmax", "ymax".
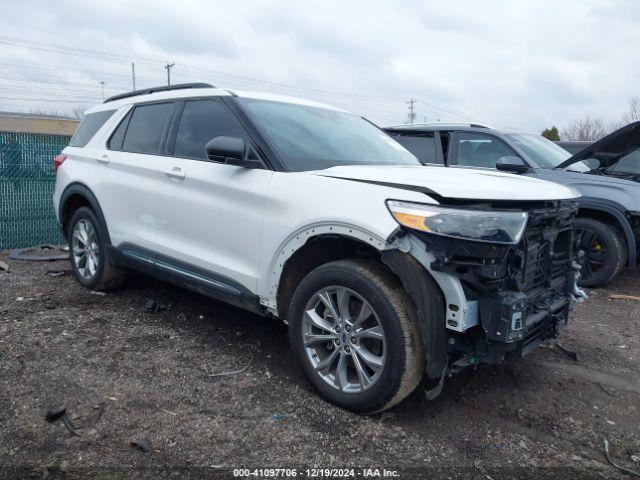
[
  {"xmin": 164, "ymin": 167, "xmax": 186, "ymax": 179},
  {"xmin": 96, "ymin": 154, "xmax": 109, "ymax": 164}
]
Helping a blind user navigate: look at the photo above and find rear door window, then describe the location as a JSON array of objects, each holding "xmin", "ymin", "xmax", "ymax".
[
  {"xmin": 453, "ymin": 132, "xmax": 517, "ymax": 169},
  {"xmin": 388, "ymin": 132, "xmax": 440, "ymax": 164},
  {"xmin": 173, "ymin": 99, "xmax": 247, "ymax": 159},
  {"xmin": 121, "ymin": 102, "xmax": 173, "ymax": 154},
  {"xmin": 69, "ymin": 110, "xmax": 116, "ymax": 147}
]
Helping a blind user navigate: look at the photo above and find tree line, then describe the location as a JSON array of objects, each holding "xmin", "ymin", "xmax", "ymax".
[{"xmin": 542, "ymin": 97, "xmax": 640, "ymax": 141}]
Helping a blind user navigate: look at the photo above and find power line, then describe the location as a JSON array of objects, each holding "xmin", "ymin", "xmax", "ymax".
[
  {"xmin": 0, "ymin": 34, "xmax": 479, "ymax": 119},
  {"xmin": 415, "ymin": 99, "xmax": 476, "ymax": 123},
  {"xmin": 0, "ymin": 34, "xmax": 504, "ymax": 127}
]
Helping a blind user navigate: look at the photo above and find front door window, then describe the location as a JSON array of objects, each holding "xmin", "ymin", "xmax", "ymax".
[{"xmin": 453, "ymin": 132, "xmax": 517, "ymax": 169}]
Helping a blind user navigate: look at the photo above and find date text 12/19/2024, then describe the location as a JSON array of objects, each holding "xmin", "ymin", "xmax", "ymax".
[{"xmin": 233, "ymin": 468, "xmax": 400, "ymax": 478}]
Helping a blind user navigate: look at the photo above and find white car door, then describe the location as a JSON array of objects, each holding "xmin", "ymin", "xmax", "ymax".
[
  {"xmin": 149, "ymin": 98, "xmax": 273, "ymax": 293},
  {"xmin": 90, "ymin": 101, "xmax": 176, "ymax": 253}
]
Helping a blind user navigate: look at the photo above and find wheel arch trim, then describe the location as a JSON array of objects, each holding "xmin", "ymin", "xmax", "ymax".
[
  {"xmin": 59, "ymin": 182, "xmax": 112, "ymax": 246},
  {"xmin": 577, "ymin": 198, "xmax": 636, "ymax": 270},
  {"xmin": 262, "ymin": 223, "xmax": 388, "ymax": 311}
]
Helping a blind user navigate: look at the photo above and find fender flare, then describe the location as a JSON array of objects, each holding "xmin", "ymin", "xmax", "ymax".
[
  {"xmin": 58, "ymin": 182, "xmax": 112, "ymax": 245},
  {"xmin": 577, "ymin": 198, "xmax": 637, "ymax": 270},
  {"xmin": 263, "ymin": 222, "xmax": 388, "ymax": 307}
]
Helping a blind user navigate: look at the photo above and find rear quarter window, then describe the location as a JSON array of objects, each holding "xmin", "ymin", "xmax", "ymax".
[{"xmin": 69, "ymin": 110, "xmax": 116, "ymax": 147}]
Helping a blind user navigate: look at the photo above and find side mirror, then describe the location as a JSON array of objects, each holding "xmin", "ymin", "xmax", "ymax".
[
  {"xmin": 205, "ymin": 136, "xmax": 264, "ymax": 169},
  {"xmin": 496, "ymin": 156, "xmax": 531, "ymax": 174}
]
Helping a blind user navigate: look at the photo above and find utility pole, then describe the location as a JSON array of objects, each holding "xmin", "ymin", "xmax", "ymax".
[
  {"xmin": 406, "ymin": 98, "xmax": 416, "ymax": 124},
  {"xmin": 164, "ymin": 62, "xmax": 175, "ymax": 86},
  {"xmin": 99, "ymin": 81, "xmax": 105, "ymax": 101},
  {"xmin": 131, "ymin": 62, "xmax": 136, "ymax": 90}
]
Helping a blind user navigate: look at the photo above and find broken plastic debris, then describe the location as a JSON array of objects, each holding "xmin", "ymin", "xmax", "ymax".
[
  {"xmin": 555, "ymin": 343, "xmax": 578, "ymax": 361},
  {"xmin": 143, "ymin": 298, "xmax": 166, "ymax": 313},
  {"xmin": 130, "ymin": 438, "xmax": 152, "ymax": 453},
  {"xmin": 45, "ymin": 406, "xmax": 81, "ymax": 437},
  {"xmin": 45, "ymin": 406, "xmax": 67, "ymax": 423},
  {"xmin": 46, "ymin": 269, "xmax": 66, "ymax": 277}
]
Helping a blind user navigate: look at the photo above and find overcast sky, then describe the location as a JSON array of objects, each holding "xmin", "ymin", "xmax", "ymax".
[{"xmin": 0, "ymin": 0, "xmax": 637, "ymax": 132}]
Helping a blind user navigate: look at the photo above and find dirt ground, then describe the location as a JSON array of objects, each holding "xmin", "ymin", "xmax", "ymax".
[{"xmin": 1, "ymin": 251, "xmax": 639, "ymax": 479}]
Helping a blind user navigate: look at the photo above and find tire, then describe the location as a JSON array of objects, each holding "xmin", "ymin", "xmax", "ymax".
[
  {"xmin": 575, "ymin": 217, "xmax": 626, "ymax": 287},
  {"xmin": 288, "ymin": 259, "xmax": 424, "ymax": 414},
  {"xmin": 68, "ymin": 206, "xmax": 126, "ymax": 290}
]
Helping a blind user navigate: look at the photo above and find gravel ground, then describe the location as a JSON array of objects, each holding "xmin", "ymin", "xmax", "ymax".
[{"xmin": 1, "ymin": 251, "xmax": 639, "ymax": 479}]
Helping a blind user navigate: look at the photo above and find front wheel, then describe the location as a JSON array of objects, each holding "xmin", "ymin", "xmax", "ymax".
[
  {"xmin": 575, "ymin": 217, "xmax": 626, "ymax": 287},
  {"xmin": 288, "ymin": 259, "xmax": 424, "ymax": 414}
]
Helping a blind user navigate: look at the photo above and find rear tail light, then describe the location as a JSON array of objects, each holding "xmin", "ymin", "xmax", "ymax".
[{"xmin": 53, "ymin": 154, "xmax": 67, "ymax": 174}]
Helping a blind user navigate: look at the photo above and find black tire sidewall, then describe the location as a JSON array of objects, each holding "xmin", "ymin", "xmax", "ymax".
[
  {"xmin": 288, "ymin": 262, "xmax": 410, "ymax": 413},
  {"xmin": 68, "ymin": 207, "xmax": 108, "ymax": 290},
  {"xmin": 575, "ymin": 217, "xmax": 621, "ymax": 287}
]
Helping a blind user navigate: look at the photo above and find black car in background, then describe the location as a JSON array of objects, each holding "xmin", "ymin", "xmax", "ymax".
[
  {"xmin": 384, "ymin": 122, "xmax": 640, "ymax": 287},
  {"xmin": 556, "ymin": 141, "xmax": 593, "ymax": 155}
]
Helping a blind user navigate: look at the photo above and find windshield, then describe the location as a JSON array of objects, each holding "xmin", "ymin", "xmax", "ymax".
[
  {"xmin": 506, "ymin": 133, "xmax": 573, "ymax": 168},
  {"xmin": 238, "ymin": 98, "xmax": 420, "ymax": 171}
]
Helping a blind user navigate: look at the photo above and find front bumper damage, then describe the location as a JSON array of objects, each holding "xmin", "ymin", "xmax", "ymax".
[{"xmin": 383, "ymin": 201, "xmax": 586, "ymax": 398}]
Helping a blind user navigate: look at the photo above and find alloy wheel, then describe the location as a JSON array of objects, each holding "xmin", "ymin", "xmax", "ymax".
[
  {"xmin": 302, "ymin": 286, "xmax": 386, "ymax": 394},
  {"xmin": 71, "ymin": 219, "xmax": 100, "ymax": 280},
  {"xmin": 576, "ymin": 227, "xmax": 607, "ymax": 280}
]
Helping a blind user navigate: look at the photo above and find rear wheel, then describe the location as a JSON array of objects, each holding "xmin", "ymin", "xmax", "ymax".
[
  {"xmin": 288, "ymin": 259, "xmax": 424, "ymax": 413},
  {"xmin": 68, "ymin": 207, "xmax": 126, "ymax": 290},
  {"xmin": 575, "ymin": 217, "xmax": 626, "ymax": 287}
]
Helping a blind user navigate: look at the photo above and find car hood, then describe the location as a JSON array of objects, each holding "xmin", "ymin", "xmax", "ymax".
[
  {"xmin": 533, "ymin": 168, "xmax": 640, "ymax": 211},
  {"xmin": 557, "ymin": 121, "xmax": 640, "ymax": 169},
  {"xmin": 311, "ymin": 165, "xmax": 579, "ymax": 201}
]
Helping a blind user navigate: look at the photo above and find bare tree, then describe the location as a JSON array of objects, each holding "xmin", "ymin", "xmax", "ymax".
[
  {"xmin": 562, "ymin": 116, "xmax": 608, "ymax": 141},
  {"xmin": 621, "ymin": 97, "xmax": 640, "ymax": 125}
]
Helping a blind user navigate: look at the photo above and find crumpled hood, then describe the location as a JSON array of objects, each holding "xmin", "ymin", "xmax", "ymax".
[{"xmin": 310, "ymin": 165, "xmax": 580, "ymax": 201}]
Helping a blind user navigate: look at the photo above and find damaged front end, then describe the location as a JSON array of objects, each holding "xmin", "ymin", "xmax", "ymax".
[{"xmin": 383, "ymin": 200, "xmax": 585, "ymax": 398}]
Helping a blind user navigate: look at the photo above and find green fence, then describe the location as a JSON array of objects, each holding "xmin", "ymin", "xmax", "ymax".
[{"xmin": 0, "ymin": 131, "xmax": 70, "ymax": 249}]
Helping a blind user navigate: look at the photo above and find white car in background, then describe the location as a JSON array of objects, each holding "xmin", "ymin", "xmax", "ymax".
[{"xmin": 54, "ymin": 83, "xmax": 584, "ymax": 413}]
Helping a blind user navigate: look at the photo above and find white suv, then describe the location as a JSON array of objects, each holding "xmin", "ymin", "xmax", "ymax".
[{"xmin": 54, "ymin": 83, "xmax": 584, "ymax": 413}]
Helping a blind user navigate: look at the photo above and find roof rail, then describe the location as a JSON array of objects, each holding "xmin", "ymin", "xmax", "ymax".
[
  {"xmin": 388, "ymin": 122, "xmax": 492, "ymax": 129},
  {"xmin": 104, "ymin": 82, "xmax": 215, "ymax": 103}
]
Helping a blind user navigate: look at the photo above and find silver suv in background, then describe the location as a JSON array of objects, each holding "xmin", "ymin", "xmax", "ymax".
[{"xmin": 385, "ymin": 123, "xmax": 640, "ymax": 287}]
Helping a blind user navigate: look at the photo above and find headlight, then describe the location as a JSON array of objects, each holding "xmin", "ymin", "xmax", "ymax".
[{"xmin": 387, "ymin": 200, "xmax": 529, "ymax": 244}]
